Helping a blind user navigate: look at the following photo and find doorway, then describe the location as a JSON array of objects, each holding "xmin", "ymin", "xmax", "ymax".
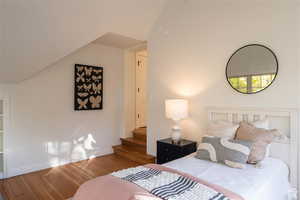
[{"xmin": 135, "ymin": 50, "xmax": 147, "ymax": 128}]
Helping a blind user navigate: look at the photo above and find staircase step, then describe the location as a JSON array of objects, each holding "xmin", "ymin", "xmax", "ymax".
[
  {"xmin": 133, "ymin": 127, "xmax": 147, "ymax": 142},
  {"xmin": 113, "ymin": 145, "xmax": 155, "ymax": 164},
  {"xmin": 121, "ymin": 137, "xmax": 146, "ymax": 153},
  {"xmin": 121, "ymin": 137, "xmax": 146, "ymax": 147}
]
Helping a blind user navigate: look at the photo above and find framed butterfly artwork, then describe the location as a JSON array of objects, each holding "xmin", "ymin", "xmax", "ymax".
[{"xmin": 74, "ymin": 64, "xmax": 103, "ymax": 111}]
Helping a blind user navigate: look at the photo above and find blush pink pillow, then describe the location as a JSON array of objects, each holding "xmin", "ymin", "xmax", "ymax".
[{"xmin": 235, "ymin": 122, "xmax": 279, "ymax": 164}]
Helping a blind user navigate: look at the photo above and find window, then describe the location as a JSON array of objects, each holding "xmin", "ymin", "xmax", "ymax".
[
  {"xmin": 229, "ymin": 77, "xmax": 247, "ymax": 93},
  {"xmin": 229, "ymin": 74, "xmax": 275, "ymax": 93}
]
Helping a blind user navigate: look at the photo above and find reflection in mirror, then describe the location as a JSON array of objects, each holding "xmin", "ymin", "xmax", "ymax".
[{"xmin": 226, "ymin": 44, "xmax": 278, "ymax": 94}]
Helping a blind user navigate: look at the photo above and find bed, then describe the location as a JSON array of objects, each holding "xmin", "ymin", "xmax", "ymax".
[
  {"xmin": 73, "ymin": 107, "xmax": 298, "ymax": 200},
  {"xmin": 164, "ymin": 154, "xmax": 290, "ymax": 200}
]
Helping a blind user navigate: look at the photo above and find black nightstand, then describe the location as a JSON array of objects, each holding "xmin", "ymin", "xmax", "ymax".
[{"xmin": 157, "ymin": 138, "xmax": 197, "ymax": 164}]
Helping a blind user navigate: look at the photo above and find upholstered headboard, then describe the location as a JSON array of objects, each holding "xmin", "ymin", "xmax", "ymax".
[{"xmin": 207, "ymin": 106, "xmax": 298, "ymax": 189}]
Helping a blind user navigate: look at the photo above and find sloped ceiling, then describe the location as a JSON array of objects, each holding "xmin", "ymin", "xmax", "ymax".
[
  {"xmin": 93, "ymin": 33, "xmax": 144, "ymax": 49},
  {"xmin": 1, "ymin": 0, "xmax": 167, "ymax": 83}
]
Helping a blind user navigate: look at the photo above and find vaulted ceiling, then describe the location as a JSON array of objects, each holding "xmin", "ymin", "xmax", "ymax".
[{"xmin": 0, "ymin": 0, "xmax": 167, "ymax": 83}]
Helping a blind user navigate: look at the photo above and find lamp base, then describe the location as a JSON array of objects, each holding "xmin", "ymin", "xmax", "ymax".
[{"xmin": 171, "ymin": 125, "xmax": 181, "ymax": 143}]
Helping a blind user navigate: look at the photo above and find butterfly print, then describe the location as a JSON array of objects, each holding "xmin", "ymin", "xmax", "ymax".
[
  {"xmin": 89, "ymin": 96, "xmax": 101, "ymax": 108},
  {"xmin": 78, "ymin": 93, "xmax": 89, "ymax": 98},
  {"xmin": 75, "ymin": 65, "xmax": 103, "ymax": 110},
  {"xmin": 83, "ymin": 84, "xmax": 92, "ymax": 91},
  {"xmin": 77, "ymin": 85, "xmax": 84, "ymax": 91},
  {"xmin": 93, "ymin": 69, "xmax": 102, "ymax": 74},
  {"xmin": 76, "ymin": 72, "xmax": 85, "ymax": 83},
  {"xmin": 92, "ymin": 75, "xmax": 102, "ymax": 82},
  {"xmin": 92, "ymin": 83, "xmax": 102, "ymax": 94},
  {"xmin": 85, "ymin": 67, "xmax": 93, "ymax": 76},
  {"xmin": 77, "ymin": 98, "xmax": 88, "ymax": 109},
  {"xmin": 77, "ymin": 66, "xmax": 84, "ymax": 72}
]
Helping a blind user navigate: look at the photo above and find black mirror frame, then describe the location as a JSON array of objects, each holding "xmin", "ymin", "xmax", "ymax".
[{"xmin": 225, "ymin": 44, "xmax": 279, "ymax": 95}]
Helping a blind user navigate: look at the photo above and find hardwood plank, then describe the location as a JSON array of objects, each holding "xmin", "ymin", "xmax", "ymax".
[
  {"xmin": 59, "ymin": 164, "xmax": 93, "ymax": 186},
  {"xmin": 42, "ymin": 166, "xmax": 87, "ymax": 198},
  {"xmin": 0, "ymin": 180, "xmax": 9, "ymax": 200},
  {"xmin": 73, "ymin": 154, "xmax": 139, "ymax": 177},
  {"xmin": 1, "ymin": 154, "xmax": 139, "ymax": 200},
  {"xmin": 22, "ymin": 169, "xmax": 64, "ymax": 200},
  {"xmin": 5, "ymin": 176, "xmax": 39, "ymax": 200},
  {"xmin": 113, "ymin": 145, "xmax": 155, "ymax": 164}
]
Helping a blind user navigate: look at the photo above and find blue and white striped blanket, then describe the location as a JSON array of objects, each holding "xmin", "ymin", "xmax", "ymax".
[{"xmin": 111, "ymin": 166, "xmax": 230, "ymax": 200}]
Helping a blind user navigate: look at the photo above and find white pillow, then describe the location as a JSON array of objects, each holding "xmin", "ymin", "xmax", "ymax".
[
  {"xmin": 251, "ymin": 118, "xmax": 269, "ymax": 129},
  {"xmin": 207, "ymin": 120, "xmax": 239, "ymax": 139},
  {"xmin": 206, "ymin": 119, "xmax": 269, "ymax": 138}
]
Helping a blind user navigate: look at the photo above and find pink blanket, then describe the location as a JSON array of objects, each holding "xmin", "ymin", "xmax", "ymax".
[{"xmin": 73, "ymin": 164, "xmax": 244, "ymax": 200}]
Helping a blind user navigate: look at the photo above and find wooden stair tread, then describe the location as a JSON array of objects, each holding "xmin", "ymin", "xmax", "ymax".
[
  {"xmin": 113, "ymin": 145, "xmax": 153, "ymax": 159},
  {"xmin": 113, "ymin": 145, "xmax": 155, "ymax": 164},
  {"xmin": 113, "ymin": 127, "xmax": 152, "ymax": 164},
  {"xmin": 133, "ymin": 127, "xmax": 147, "ymax": 142},
  {"xmin": 121, "ymin": 137, "xmax": 146, "ymax": 147},
  {"xmin": 133, "ymin": 127, "xmax": 146, "ymax": 135}
]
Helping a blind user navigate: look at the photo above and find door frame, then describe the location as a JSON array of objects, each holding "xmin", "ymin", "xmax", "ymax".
[
  {"xmin": 122, "ymin": 43, "xmax": 147, "ymax": 138},
  {"xmin": 135, "ymin": 51, "xmax": 147, "ymax": 129},
  {"xmin": 0, "ymin": 95, "xmax": 9, "ymax": 179}
]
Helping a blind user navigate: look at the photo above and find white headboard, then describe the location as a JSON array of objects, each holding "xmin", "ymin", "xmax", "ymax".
[{"xmin": 207, "ymin": 106, "xmax": 298, "ymax": 188}]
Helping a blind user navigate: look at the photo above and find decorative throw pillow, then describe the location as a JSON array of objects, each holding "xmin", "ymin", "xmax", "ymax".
[
  {"xmin": 195, "ymin": 136, "xmax": 253, "ymax": 169},
  {"xmin": 207, "ymin": 120, "xmax": 239, "ymax": 139},
  {"xmin": 246, "ymin": 118, "xmax": 273, "ymax": 157},
  {"xmin": 235, "ymin": 122, "xmax": 278, "ymax": 164},
  {"xmin": 251, "ymin": 118, "xmax": 269, "ymax": 129}
]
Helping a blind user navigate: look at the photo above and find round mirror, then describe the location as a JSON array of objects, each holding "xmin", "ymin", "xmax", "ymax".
[{"xmin": 226, "ymin": 44, "xmax": 278, "ymax": 94}]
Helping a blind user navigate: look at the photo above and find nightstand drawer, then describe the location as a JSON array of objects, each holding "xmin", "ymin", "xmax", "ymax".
[
  {"xmin": 157, "ymin": 138, "xmax": 197, "ymax": 164},
  {"xmin": 159, "ymin": 143, "xmax": 181, "ymax": 154},
  {"xmin": 157, "ymin": 144, "xmax": 182, "ymax": 163}
]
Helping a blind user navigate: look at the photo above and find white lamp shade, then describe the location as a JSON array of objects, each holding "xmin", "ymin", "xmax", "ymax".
[{"xmin": 165, "ymin": 99, "xmax": 188, "ymax": 121}]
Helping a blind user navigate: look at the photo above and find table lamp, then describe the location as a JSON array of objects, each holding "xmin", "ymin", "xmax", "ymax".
[{"xmin": 165, "ymin": 99, "xmax": 188, "ymax": 143}]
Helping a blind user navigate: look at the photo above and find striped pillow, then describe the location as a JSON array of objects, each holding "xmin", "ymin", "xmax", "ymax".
[{"xmin": 195, "ymin": 136, "xmax": 253, "ymax": 169}]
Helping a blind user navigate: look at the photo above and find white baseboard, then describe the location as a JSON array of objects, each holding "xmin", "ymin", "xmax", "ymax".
[{"xmin": 5, "ymin": 148, "xmax": 113, "ymax": 178}]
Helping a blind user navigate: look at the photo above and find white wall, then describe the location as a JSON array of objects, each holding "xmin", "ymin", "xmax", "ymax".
[
  {"xmin": 147, "ymin": 0, "xmax": 300, "ymax": 155},
  {"xmin": 0, "ymin": 0, "xmax": 4, "ymax": 67},
  {"xmin": 1, "ymin": 0, "xmax": 167, "ymax": 83},
  {"xmin": 2, "ymin": 44, "xmax": 124, "ymax": 177},
  {"xmin": 122, "ymin": 50, "xmax": 137, "ymax": 138}
]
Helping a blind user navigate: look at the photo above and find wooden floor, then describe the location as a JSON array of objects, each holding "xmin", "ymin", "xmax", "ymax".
[{"xmin": 0, "ymin": 154, "xmax": 140, "ymax": 200}]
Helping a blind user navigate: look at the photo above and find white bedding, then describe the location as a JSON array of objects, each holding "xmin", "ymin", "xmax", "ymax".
[{"xmin": 163, "ymin": 154, "xmax": 291, "ymax": 200}]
